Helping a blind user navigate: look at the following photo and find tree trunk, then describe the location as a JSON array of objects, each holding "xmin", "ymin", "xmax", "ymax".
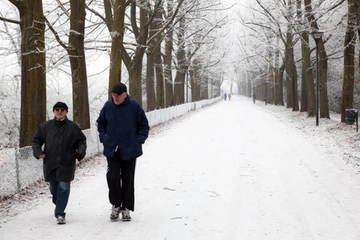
[
  {"xmin": 68, "ymin": 0, "xmax": 90, "ymax": 129},
  {"xmin": 190, "ymin": 59, "xmax": 198, "ymax": 102},
  {"xmin": 278, "ymin": 63, "xmax": 285, "ymax": 106},
  {"xmin": 155, "ymin": 47, "xmax": 164, "ymax": 108},
  {"xmin": 164, "ymin": 0, "xmax": 174, "ymax": 108},
  {"xmin": 123, "ymin": 0, "xmax": 150, "ymax": 106},
  {"xmin": 302, "ymin": 31, "xmax": 316, "ymax": 116},
  {"xmin": 201, "ymin": 75, "xmax": 209, "ymax": 100},
  {"xmin": 274, "ymin": 37, "xmax": 284, "ymax": 106},
  {"xmin": 164, "ymin": 36, "xmax": 174, "ymax": 107},
  {"xmin": 145, "ymin": 52, "xmax": 156, "ymax": 111},
  {"xmin": 285, "ymin": 0, "xmax": 299, "ymax": 111},
  {"xmin": 190, "ymin": 69, "xmax": 195, "ymax": 102},
  {"xmin": 302, "ymin": 2, "xmax": 316, "ymax": 116},
  {"xmin": 296, "ymin": 0, "xmax": 308, "ymax": 112},
  {"xmin": 357, "ymin": 2, "xmax": 360, "ymax": 76},
  {"xmin": 108, "ymin": 0, "xmax": 127, "ymax": 99},
  {"xmin": 341, "ymin": 0, "xmax": 357, "ymax": 122},
  {"xmin": 154, "ymin": 7, "xmax": 164, "ymax": 109},
  {"xmin": 318, "ymin": 42, "xmax": 330, "ymax": 119},
  {"xmin": 285, "ymin": 29, "xmax": 299, "ymax": 111},
  {"xmin": 145, "ymin": 0, "xmax": 164, "ymax": 111},
  {"xmin": 304, "ymin": 0, "xmax": 330, "ymax": 119},
  {"xmin": 268, "ymin": 43, "xmax": 274, "ymax": 104},
  {"xmin": 174, "ymin": 17, "xmax": 186, "ymax": 105},
  {"xmin": 129, "ymin": 58, "xmax": 144, "ymax": 104},
  {"xmin": 14, "ymin": 0, "xmax": 47, "ymax": 147},
  {"xmin": 146, "ymin": 18, "xmax": 156, "ymax": 111}
]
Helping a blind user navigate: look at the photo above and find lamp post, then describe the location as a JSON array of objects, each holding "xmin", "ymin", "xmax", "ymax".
[
  {"xmin": 184, "ymin": 64, "xmax": 189, "ymax": 103},
  {"xmin": 311, "ymin": 31, "xmax": 323, "ymax": 126}
]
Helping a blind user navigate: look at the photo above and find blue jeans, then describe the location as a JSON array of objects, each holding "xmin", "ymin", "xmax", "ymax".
[{"xmin": 49, "ymin": 181, "xmax": 70, "ymax": 218}]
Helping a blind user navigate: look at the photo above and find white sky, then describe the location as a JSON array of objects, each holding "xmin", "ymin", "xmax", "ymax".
[{"xmin": 2, "ymin": 95, "xmax": 360, "ymax": 239}]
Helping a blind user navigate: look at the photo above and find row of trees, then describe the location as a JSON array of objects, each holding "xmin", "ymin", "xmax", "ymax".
[
  {"xmin": 234, "ymin": 0, "xmax": 360, "ymax": 124},
  {"xmin": 1, "ymin": 0, "xmax": 231, "ymax": 147},
  {"xmin": 6, "ymin": 0, "xmax": 357, "ymax": 148}
]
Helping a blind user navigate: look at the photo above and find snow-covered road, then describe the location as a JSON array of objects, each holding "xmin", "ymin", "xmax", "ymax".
[{"xmin": 2, "ymin": 95, "xmax": 360, "ymax": 240}]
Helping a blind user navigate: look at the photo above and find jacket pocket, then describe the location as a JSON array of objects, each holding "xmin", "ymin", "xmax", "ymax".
[
  {"xmin": 102, "ymin": 135, "xmax": 117, "ymax": 157},
  {"xmin": 62, "ymin": 152, "xmax": 76, "ymax": 165}
]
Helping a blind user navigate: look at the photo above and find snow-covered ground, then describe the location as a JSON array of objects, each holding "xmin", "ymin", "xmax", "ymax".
[{"xmin": 1, "ymin": 95, "xmax": 360, "ymax": 240}]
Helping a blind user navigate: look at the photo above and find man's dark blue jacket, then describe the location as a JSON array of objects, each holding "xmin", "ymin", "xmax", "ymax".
[{"xmin": 97, "ymin": 96, "xmax": 149, "ymax": 160}]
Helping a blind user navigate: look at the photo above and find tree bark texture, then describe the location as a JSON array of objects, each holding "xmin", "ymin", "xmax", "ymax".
[
  {"xmin": 164, "ymin": 0, "xmax": 174, "ymax": 108},
  {"xmin": 302, "ymin": 31, "xmax": 316, "ymax": 116},
  {"xmin": 341, "ymin": 0, "xmax": 357, "ymax": 122},
  {"xmin": 285, "ymin": 29, "xmax": 299, "ymax": 111},
  {"xmin": 15, "ymin": 0, "xmax": 47, "ymax": 147},
  {"xmin": 304, "ymin": 0, "xmax": 330, "ymax": 119},
  {"xmin": 108, "ymin": 0, "xmax": 127, "ymax": 99},
  {"xmin": 296, "ymin": 0, "xmax": 308, "ymax": 113},
  {"xmin": 146, "ymin": 20, "xmax": 156, "ymax": 111},
  {"xmin": 69, "ymin": 0, "xmax": 90, "ymax": 129},
  {"xmin": 124, "ymin": 0, "xmax": 149, "ymax": 106},
  {"xmin": 174, "ymin": 17, "xmax": 186, "ymax": 105},
  {"xmin": 301, "ymin": 1, "xmax": 316, "ymax": 116},
  {"xmin": 154, "ymin": 7, "xmax": 164, "ymax": 109},
  {"xmin": 274, "ymin": 37, "xmax": 284, "ymax": 106},
  {"xmin": 268, "ymin": 46, "xmax": 274, "ymax": 104}
]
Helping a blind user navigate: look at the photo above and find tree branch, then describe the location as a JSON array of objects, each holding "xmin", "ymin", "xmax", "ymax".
[{"xmin": 0, "ymin": 16, "xmax": 20, "ymax": 25}]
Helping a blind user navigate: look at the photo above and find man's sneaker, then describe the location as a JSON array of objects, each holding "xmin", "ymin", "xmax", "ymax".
[
  {"xmin": 110, "ymin": 205, "xmax": 120, "ymax": 220},
  {"xmin": 121, "ymin": 208, "xmax": 131, "ymax": 221},
  {"xmin": 57, "ymin": 216, "xmax": 66, "ymax": 224}
]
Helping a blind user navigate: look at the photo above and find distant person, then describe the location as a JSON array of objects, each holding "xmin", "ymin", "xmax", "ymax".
[
  {"xmin": 223, "ymin": 93, "xmax": 227, "ymax": 101},
  {"xmin": 32, "ymin": 102, "xmax": 87, "ymax": 225},
  {"xmin": 253, "ymin": 93, "xmax": 256, "ymax": 103},
  {"xmin": 97, "ymin": 82, "xmax": 150, "ymax": 222},
  {"xmin": 228, "ymin": 93, "xmax": 232, "ymax": 101}
]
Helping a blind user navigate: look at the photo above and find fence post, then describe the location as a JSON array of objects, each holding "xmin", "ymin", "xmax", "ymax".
[{"xmin": 14, "ymin": 147, "xmax": 20, "ymax": 193}]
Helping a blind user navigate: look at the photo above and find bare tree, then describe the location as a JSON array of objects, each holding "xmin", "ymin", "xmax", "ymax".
[
  {"xmin": 239, "ymin": 0, "xmax": 291, "ymax": 106},
  {"xmin": 298, "ymin": 0, "xmax": 316, "ymax": 116},
  {"xmin": 164, "ymin": 0, "xmax": 175, "ymax": 108},
  {"xmin": 284, "ymin": 0, "xmax": 299, "ymax": 111},
  {"xmin": 341, "ymin": 0, "xmax": 359, "ymax": 122},
  {"xmin": 173, "ymin": 16, "xmax": 187, "ymax": 105},
  {"xmin": 145, "ymin": 0, "xmax": 162, "ymax": 111},
  {"xmin": 304, "ymin": 0, "xmax": 330, "ymax": 119},
  {"xmin": 174, "ymin": 1, "xmax": 228, "ymax": 104},
  {"xmin": 7, "ymin": 0, "xmax": 47, "ymax": 147},
  {"xmin": 46, "ymin": 0, "xmax": 90, "ymax": 129},
  {"xmin": 154, "ymin": 6, "xmax": 165, "ymax": 110},
  {"xmin": 106, "ymin": 0, "xmax": 130, "ymax": 99},
  {"xmin": 145, "ymin": 0, "xmax": 186, "ymax": 109},
  {"xmin": 69, "ymin": 0, "xmax": 90, "ymax": 129}
]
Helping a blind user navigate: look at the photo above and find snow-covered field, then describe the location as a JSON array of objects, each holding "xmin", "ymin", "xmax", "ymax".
[{"xmin": 1, "ymin": 95, "xmax": 360, "ymax": 240}]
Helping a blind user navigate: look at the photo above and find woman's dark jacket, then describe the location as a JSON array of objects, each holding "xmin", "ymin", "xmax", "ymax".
[
  {"xmin": 96, "ymin": 96, "xmax": 149, "ymax": 160},
  {"xmin": 32, "ymin": 117, "xmax": 87, "ymax": 182}
]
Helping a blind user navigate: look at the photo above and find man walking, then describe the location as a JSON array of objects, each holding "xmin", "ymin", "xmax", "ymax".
[
  {"xmin": 32, "ymin": 102, "xmax": 87, "ymax": 224},
  {"xmin": 97, "ymin": 82, "xmax": 150, "ymax": 221}
]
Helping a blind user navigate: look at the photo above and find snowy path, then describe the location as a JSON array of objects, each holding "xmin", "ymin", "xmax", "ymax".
[{"xmin": 2, "ymin": 96, "xmax": 360, "ymax": 240}]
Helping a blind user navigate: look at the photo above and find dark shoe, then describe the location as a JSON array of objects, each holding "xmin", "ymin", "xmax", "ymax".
[
  {"xmin": 110, "ymin": 205, "xmax": 120, "ymax": 220},
  {"xmin": 121, "ymin": 208, "xmax": 131, "ymax": 221},
  {"xmin": 57, "ymin": 216, "xmax": 66, "ymax": 224}
]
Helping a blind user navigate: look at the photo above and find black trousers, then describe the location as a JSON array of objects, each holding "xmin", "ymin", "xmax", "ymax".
[{"xmin": 106, "ymin": 153, "xmax": 136, "ymax": 211}]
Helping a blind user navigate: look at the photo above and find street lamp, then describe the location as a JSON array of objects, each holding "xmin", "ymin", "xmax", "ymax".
[
  {"xmin": 184, "ymin": 64, "xmax": 189, "ymax": 103},
  {"xmin": 311, "ymin": 31, "xmax": 323, "ymax": 126}
]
